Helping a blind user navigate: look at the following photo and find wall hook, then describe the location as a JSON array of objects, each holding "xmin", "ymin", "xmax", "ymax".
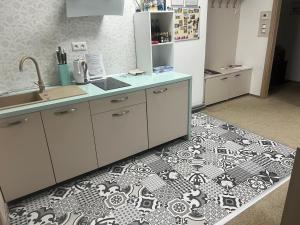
[
  {"xmin": 233, "ymin": 0, "xmax": 238, "ymax": 8},
  {"xmin": 211, "ymin": 0, "xmax": 216, "ymax": 8},
  {"xmin": 226, "ymin": 0, "xmax": 231, "ymax": 8},
  {"xmin": 218, "ymin": 0, "xmax": 223, "ymax": 8}
]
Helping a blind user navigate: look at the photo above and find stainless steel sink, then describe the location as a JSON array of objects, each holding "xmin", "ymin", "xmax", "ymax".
[{"xmin": 0, "ymin": 91, "xmax": 46, "ymax": 110}]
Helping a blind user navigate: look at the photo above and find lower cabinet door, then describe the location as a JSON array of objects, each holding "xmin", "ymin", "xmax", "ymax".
[
  {"xmin": 147, "ymin": 81, "xmax": 189, "ymax": 148},
  {"xmin": 92, "ymin": 103, "xmax": 148, "ymax": 167},
  {"xmin": 41, "ymin": 102, "xmax": 98, "ymax": 183},
  {"xmin": 0, "ymin": 112, "xmax": 55, "ymax": 201},
  {"xmin": 228, "ymin": 71, "xmax": 251, "ymax": 98},
  {"xmin": 205, "ymin": 76, "xmax": 229, "ymax": 105}
]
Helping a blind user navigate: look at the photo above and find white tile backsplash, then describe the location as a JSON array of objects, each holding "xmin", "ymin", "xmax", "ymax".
[{"xmin": 0, "ymin": 0, "xmax": 137, "ymax": 92}]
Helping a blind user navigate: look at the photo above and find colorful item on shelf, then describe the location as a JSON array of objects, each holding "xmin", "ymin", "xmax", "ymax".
[
  {"xmin": 151, "ymin": 19, "xmax": 172, "ymax": 44},
  {"xmin": 153, "ymin": 65, "xmax": 174, "ymax": 73},
  {"xmin": 174, "ymin": 7, "xmax": 200, "ymax": 41},
  {"xmin": 144, "ymin": 0, "xmax": 166, "ymax": 11}
]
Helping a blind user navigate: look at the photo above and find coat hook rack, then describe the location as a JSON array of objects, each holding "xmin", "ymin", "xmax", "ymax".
[
  {"xmin": 233, "ymin": 0, "xmax": 238, "ymax": 8},
  {"xmin": 211, "ymin": 0, "xmax": 216, "ymax": 8},
  {"xmin": 218, "ymin": 0, "xmax": 223, "ymax": 8},
  {"xmin": 226, "ymin": 0, "xmax": 231, "ymax": 8}
]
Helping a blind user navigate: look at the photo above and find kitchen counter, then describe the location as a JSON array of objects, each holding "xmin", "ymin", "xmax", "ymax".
[
  {"xmin": 204, "ymin": 66, "xmax": 252, "ymax": 79},
  {"xmin": 0, "ymin": 72, "xmax": 192, "ymax": 119}
]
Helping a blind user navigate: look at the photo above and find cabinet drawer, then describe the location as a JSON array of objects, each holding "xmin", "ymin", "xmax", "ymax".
[
  {"xmin": 0, "ymin": 112, "xmax": 55, "ymax": 201},
  {"xmin": 205, "ymin": 75, "xmax": 229, "ymax": 105},
  {"xmin": 147, "ymin": 81, "xmax": 189, "ymax": 148},
  {"xmin": 90, "ymin": 90, "xmax": 146, "ymax": 115},
  {"xmin": 41, "ymin": 102, "xmax": 98, "ymax": 183},
  {"xmin": 93, "ymin": 103, "xmax": 148, "ymax": 167}
]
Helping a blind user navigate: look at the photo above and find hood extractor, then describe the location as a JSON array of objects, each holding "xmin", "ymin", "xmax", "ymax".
[{"xmin": 66, "ymin": 0, "xmax": 125, "ymax": 17}]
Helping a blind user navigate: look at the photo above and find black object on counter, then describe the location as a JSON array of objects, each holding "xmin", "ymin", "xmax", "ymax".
[{"xmin": 56, "ymin": 46, "xmax": 67, "ymax": 65}]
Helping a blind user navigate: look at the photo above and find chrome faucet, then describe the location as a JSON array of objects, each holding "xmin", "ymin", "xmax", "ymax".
[{"xmin": 19, "ymin": 56, "xmax": 46, "ymax": 93}]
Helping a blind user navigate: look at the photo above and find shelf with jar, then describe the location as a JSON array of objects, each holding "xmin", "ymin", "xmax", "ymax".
[{"xmin": 134, "ymin": 11, "xmax": 174, "ymax": 73}]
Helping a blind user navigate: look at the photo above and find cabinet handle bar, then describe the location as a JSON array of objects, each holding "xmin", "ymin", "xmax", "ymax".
[
  {"xmin": 54, "ymin": 108, "xmax": 77, "ymax": 115},
  {"xmin": 1, "ymin": 118, "xmax": 28, "ymax": 127},
  {"xmin": 153, "ymin": 88, "xmax": 168, "ymax": 94},
  {"xmin": 112, "ymin": 110, "xmax": 130, "ymax": 117},
  {"xmin": 111, "ymin": 96, "xmax": 129, "ymax": 103},
  {"xmin": 220, "ymin": 77, "xmax": 228, "ymax": 80}
]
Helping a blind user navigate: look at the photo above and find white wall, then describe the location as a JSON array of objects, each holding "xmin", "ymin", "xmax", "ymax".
[
  {"xmin": 0, "ymin": 0, "xmax": 136, "ymax": 93},
  {"xmin": 174, "ymin": 0, "xmax": 208, "ymax": 107},
  {"xmin": 277, "ymin": 0, "xmax": 300, "ymax": 82},
  {"xmin": 205, "ymin": 1, "xmax": 241, "ymax": 69},
  {"xmin": 235, "ymin": 0, "xmax": 273, "ymax": 95}
]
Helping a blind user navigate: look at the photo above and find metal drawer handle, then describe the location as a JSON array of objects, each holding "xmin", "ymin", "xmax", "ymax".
[
  {"xmin": 112, "ymin": 110, "xmax": 130, "ymax": 117},
  {"xmin": 235, "ymin": 74, "xmax": 241, "ymax": 77},
  {"xmin": 1, "ymin": 118, "xmax": 28, "ymax": 127},
  {"xmin": 220, "ymin": 77, "xmax": 228, "ymax": 80},
  {"xmin": 153, "ymin": 88, "xmax": 168, "ymax": 94},
  {"xmin": 54, "ymin": 108, "xmax": 77, "ymax": 115},
  {"xmin": 111, "ymin": 96, "xmax": 128, "ymax": 103}
]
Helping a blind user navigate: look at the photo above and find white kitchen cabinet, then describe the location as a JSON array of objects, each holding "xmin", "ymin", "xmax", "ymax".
[
  {"xmin": 41, "ymin": 102, "xmax": 98, "ymax": 183},
  {"xmin": 205, "ymin": 69, "xmax": 252, "ymax": 105},
  {"xmin": 147, "ymin": 81, "xmax": 189, "ymax": 148},
  {"xmin": 0, "ymin": 112, "xmax": 55, "ymax": 201},
  {"xmin": 228, "ymin": 71, "xmax": 251, "ymax": 99},
  {"xmin": 93, "ymin": 103, "xmax": 148, "ymax": 167},
  {"xmin": 204, "ymin": 75, "xmax": 229, "ymax": 105}
]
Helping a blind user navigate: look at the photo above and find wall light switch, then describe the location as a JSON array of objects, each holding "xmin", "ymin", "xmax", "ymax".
[
  {"xmin": 258, "ymin": 11, "xmax": 271, "ymax": 37},
  {"xmin": 71, "ymin": 42, "xmax": 88, "ymax": 51}
]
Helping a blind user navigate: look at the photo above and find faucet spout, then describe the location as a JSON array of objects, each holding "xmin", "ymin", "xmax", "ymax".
[{"xmin": 19, "ymin": 56, "xmax": 46, "ymax": 93}]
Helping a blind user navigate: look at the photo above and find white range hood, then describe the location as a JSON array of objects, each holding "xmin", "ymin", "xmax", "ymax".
[{"xmin": 66, "ymin": 0, "xmax": 125, "ymax": 17}]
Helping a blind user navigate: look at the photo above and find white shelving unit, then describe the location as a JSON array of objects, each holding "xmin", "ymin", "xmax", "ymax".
[{"xmin": 134, "ymin": 11, "xmax": 174, "ymax": 73}]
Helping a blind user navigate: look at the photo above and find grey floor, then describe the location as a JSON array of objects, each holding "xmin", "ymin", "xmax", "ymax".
[{"xmin": 203, "ymin": 82, "xmax": 300, "ymax": 225}]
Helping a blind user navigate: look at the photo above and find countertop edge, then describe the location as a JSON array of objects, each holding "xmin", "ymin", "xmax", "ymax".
[
  {"xmin": 204, "ymin": 68, "xmax": 252, "ymax": 80},
  {"xmin": 0, "ymin": 74, "xmax": 192, "ymax": 119}
]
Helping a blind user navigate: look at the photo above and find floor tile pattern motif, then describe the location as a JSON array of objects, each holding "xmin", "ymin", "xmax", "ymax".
[{"xmin": 8, "ymin": 113, "xmax": 295, "ymax": 225}]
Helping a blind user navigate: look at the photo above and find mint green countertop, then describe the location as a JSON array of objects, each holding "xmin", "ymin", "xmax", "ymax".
[{"xmin": 0, "ymin": 72, "xmax": 192, "ymax": 119}]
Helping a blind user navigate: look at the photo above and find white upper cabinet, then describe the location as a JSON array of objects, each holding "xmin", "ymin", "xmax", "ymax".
[{"xmin": 66, "ymin": 0, "xmax": 125, "ymax": 17}]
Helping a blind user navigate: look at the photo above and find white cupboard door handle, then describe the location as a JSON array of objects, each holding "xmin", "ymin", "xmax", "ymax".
[
  {"xmin": 111, "ymin": 96, "xmax": 128, "ymax": 103},
  {"xmin": 112, "ymin": 110, "xmax": 130, "ymax": 117},
  {"xmin": 153, "ymin": 88, "xmax": 168, "ymax": 94},
  {"xmin": 220, "ymin": 77, "xmax": 228, "ymax": 81},
  {"xmin": 0, "ymin": 118, "xmax": 28, "ymax": 128},
  {"xmin": 54, "ymin": 108, "xmax": 77, "ymax": 115},
  {"xmin": 235, "ymin": 74, "xmax": 241, "ymax": 77}
]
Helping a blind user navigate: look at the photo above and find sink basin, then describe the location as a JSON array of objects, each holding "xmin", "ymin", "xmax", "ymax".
[
  {"xmin": 92, "ymin": 77, "xmax": 131, "ymax": 91},
  {"xmin": 0, "ymin": 91, "xmax": 45, "ymax": 110},
  {"xmin": 0, "ymin": 85, "xmax": 87, "ymax": 110}
]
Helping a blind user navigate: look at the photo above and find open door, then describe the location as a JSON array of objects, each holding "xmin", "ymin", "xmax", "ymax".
[
  {"xmin": 0, "ymin": 188, "xmax": 8, "ymax": 225},
  {"xmin": 260, "ymin": 0, "xmax": 283, "ymax": 97},
  {"xmin": 281, "ymin": 148, "xmax": 300, "ymax": 225}
]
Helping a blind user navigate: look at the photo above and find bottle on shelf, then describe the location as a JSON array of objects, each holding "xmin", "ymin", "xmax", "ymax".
[
  {"xmin": 155, "ymin": 19, "xmax": 161, "ymax": 42},
  {"xmin": 151, "ymin": 19, "xmax": 155, "ymax": 41}
]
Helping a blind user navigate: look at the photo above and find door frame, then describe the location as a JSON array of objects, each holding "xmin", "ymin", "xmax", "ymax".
[{"xmin": 260, "ymin": 0, "xmax": 283, "ymax": 97}]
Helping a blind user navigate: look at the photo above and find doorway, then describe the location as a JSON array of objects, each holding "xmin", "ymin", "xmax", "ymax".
[{"xmin": 261, "ymin": 0, "xmax": 300, "ymax": 97}]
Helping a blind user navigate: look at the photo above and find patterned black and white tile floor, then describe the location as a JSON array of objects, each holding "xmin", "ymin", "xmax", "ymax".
[{"xmin": 8, "ymin": 113, "xmax": 295, "ymax": 225}]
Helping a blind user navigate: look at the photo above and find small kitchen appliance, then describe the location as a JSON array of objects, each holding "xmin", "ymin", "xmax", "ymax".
[{"xmin": 73, "ymin": 58, "xmax": 89, "ymax": 84}]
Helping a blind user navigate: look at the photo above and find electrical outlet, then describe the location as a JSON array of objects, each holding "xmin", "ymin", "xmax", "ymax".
[{"xmin": 71, "ymin": 42, "xmax": 88, "ymax": 51}]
